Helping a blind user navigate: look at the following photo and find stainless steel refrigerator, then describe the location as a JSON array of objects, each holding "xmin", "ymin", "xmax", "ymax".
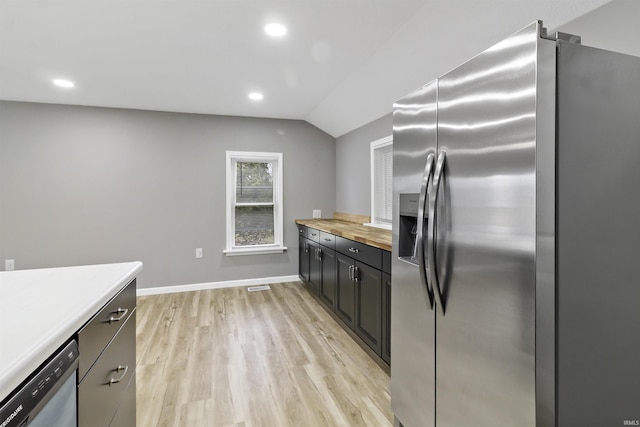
[{"xmin": 391, "ymin": 20, "xmax": 640, "ymax": 427}]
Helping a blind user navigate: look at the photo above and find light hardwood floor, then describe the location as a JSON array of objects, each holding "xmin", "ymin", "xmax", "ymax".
[{"xmin": 136, "ymin": 281, "xmax": 393, "ymax": 427}]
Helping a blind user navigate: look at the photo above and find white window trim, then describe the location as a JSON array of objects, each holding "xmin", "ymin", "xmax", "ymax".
[
  {"xmin": 365, "ymin": 135, "xmax": 393, "ymax": 230},
  {"xmin": 224, "ymin": 151, "xmax": 287, "ymax": 256}
]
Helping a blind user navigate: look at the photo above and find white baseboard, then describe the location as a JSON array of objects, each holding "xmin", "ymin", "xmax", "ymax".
[{"xmin": 136, "ymin": 275, "xmax": 301, "ymax": 296}]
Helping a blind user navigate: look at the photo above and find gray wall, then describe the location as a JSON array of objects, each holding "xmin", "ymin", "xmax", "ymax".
[
  {"xmin": 335, "ymin": 113, "xmax": 392, "ymax": 216},
  {"xmin": 0, "ymin": 101, "xmax": 336, "ymax": 289}
]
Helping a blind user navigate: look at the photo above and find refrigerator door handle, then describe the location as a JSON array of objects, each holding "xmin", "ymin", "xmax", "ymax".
[
  {"xmin": 417, "ymin": 153, "xmax": 435, "ymax": 309},
  {"xmin": 429, "ymin": 150, "xmax": 446, "ymax": 314}
]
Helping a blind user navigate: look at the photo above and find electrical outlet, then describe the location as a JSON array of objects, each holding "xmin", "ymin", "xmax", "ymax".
[
  {"xmin": 5, "ymin": 259, "xmax": 15, "ymax": 271},
  {"xmin": 313, "ymin": 209, "xmax": 321, "ymax": 218},
  {"xmin": 195, "ymin": 248, "xmax": 203, "ymax": 258}
]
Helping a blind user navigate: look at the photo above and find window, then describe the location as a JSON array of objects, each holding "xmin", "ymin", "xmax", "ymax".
[
  {"xmin": 224, "ymin": 151, "xmax": 286, "ymax": 256},
  {"xmin": 368, "ymin": 135, "xmax": 393, "ymax": 230}
]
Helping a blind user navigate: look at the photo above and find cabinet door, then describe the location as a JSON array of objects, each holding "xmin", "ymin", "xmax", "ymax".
[
  {"xmin": 355, "ymin": 262, "xmax": 383, "ymax": 355},
  {"xmin": 298, "ymin": 236, "xmax": 310, "ymax": 283},
  {"xmin": 319, "ymin": 247, "xmax": 336, "ymax": 310},
  {"xmin": 382, "ymin": 272, "xmax": 391, "ymax": 364},
  {"xmin": 336, "ymin": 253, "xmax": 355, "ymax": 328},
  {"xmin": 307, "ymin": 240, "xmax": 321, "ymax": 295}
]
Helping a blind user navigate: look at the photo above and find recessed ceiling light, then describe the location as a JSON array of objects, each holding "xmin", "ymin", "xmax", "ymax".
[
  {"xmin": 53, "ymin": 79, "xmax": 74, "ymax": 88},
  {"xmin": 264, "ymin": 23, "xmax": 287, "ymax": 37},
  {"xmin": 248, "ymin": 92, "xmax": 264, "ymax": 101}
]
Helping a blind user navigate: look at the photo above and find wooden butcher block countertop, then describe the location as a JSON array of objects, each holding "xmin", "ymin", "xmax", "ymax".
[{"xmin": 295, "ymin": 215, "xmax": 392, "ymax": 252}]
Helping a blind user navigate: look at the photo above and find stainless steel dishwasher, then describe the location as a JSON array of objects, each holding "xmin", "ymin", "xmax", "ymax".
[{"xmin": 0, "ymin": 340, "xmax": 79, "ymax": 427}]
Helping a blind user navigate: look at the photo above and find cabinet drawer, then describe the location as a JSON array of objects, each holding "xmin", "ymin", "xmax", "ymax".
[
  {"xmin": 78, "ymin": 279, "xmax": 136, "ymax": 381},
  {"xmin": 297, "ymin": 224, "xmax": 308, "ymax": 238},
  {"xmin": 109, "ymin": 373, "xmax": 136, "ymax": 427},
  {"xmin": 78, "ymin": 309, "xmax": 136, "ymax": 427},
  {"xmin": 382, "ymin": 250, "xmax": 391, "ymax": 274},
  {"xmin": 319, "ymin": 231, "xmax": 336, "ymax": 249},
  {"xmin": 336, "ymin": 237, "xmax": 382, "ymax": 270},
  {"xmin": 307, "ymin": 228, "xmax": 321, "ymax": 243}
]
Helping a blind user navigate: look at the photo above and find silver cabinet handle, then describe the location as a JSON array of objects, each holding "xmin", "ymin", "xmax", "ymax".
[
  {"xmin": 348, "ymin": 265, "xmax": 358, "ymax": 282},
  {"xmin": 348, "ymin": 247, "xmax": 360, "ymax": 254},
  {"xmin": 107, "ymin": 308, "xmax": 128, "ymax": 324},
  {"xmin": 417, "ymin": 153, "xmax": 435, "ymax": 309},
  {"xmin": 299, "ymin": 228, "xmax": 303, "ymax": 233},
  {"xmin": 428, "ymin": 151, "xmax": 446, "ymax": 314},
  {"xmin": 108, "ymin": 365, "xmax": 129, "ymax": 386},
  {"xmin": 318, "ymin": 248, "xmax": 323, "ymax": 261},
  {"xmin": 323, "ymin": 238, "xmax": 332, "ymax": 242},
  {"xmin": 311, "ymin": 233, "xmax": 318, "ymax": 237},
  {"xmin": 304, "ymin": 242, "xmax": 309, "ymax": 253}
]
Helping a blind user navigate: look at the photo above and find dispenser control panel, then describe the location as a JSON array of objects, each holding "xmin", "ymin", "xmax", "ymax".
[{"xmin": 398, "ymin": 193, "xmax": 421, "ymax": 264}]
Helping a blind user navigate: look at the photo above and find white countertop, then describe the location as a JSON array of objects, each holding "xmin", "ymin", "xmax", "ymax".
[{"xmin": 0, "ymin": 261, "xmax": 143, "ymax": 402}]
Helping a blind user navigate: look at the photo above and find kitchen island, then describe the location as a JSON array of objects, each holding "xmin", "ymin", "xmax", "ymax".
[{"xmin": 0, "ymin": 262, "xmax": 142, "ymax": 410}]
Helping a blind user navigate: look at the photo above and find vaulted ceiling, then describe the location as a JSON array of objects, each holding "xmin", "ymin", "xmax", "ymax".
[{"xmin": 1, "ymin": 0, "xmax": 624, "ymax": 138}]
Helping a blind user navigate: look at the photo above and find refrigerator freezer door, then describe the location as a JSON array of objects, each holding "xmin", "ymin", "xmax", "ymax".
[
  {"xmin": 391, "ymin": 80, "xmax": 437, "ymax": 427},
  {"xmin": 433, "ymin": 22, "xmax": 546, "ymax": 426}
]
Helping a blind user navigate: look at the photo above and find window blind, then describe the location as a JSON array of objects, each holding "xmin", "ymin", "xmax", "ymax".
[{"xmin": 373, "ymin": 143, "xmax": 393, "ymax": 225}]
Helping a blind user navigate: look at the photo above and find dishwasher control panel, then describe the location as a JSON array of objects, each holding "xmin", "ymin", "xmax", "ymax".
[{"xmin": 0, "ymin": 340, "xmax": 78, "ymax": 427}]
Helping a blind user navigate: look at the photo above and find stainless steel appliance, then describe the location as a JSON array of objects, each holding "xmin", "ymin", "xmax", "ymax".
[
  {"xmin": 391, "ymin": 21, "xmax": 640, "ymax": 427},
  {"xmin": 0, "ymin": 340, "xmax": 79, "ymax": 427}
]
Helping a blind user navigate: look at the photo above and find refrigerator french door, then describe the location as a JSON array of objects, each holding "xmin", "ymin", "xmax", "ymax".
[{"xmin": 391, "ymin": 20, "xmax": 640, "ymax": 427}]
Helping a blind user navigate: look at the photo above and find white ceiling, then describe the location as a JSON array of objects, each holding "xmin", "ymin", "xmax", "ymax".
[{"xmin": 0, "ymin": 0, "xmax": 619, "ymax": 138}]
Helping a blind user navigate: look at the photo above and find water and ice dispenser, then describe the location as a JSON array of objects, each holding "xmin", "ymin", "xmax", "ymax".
[{"xmin": 398, "ymin": 193, "xmax": 425, "ymax": 265}]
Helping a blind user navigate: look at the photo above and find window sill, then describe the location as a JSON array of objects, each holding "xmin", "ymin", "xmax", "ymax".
[
  {"xmin": 364, "ymin": 222, "xmax": 392, "ymax": 231},
  {"xmin": 223, "ymin": 246, "xmax": 288, "ymax": 257}
]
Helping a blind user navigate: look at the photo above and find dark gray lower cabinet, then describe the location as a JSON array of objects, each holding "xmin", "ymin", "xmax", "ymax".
[
  {"xmin": 337, "ymin": 253, "xmax": 384, "ymax": 356},
  {"xmin": 307, "ymin": 240, "xmax": 321, "ymax": 295},
  {"xmin": 109, "ymin": 374, "xmax": 136, "ymax": 426},
  {"xmin": 298, "ymin": 235, "xmax": 310, "ymax": 283},
  {"xmin": 302, "ymin": 234, "xmax": 335, "ymax": 300},
  {"xmin": 319, "ymin": 247, "xmax": 337, "ymax": 309},
  {"xmin": 336, "ymin": 253, "xmax": 356, "ymax": 329},
  {"xmin": 354, "ymin": 262, "xmax": 383, "ymax": 355},
  {"xmin": 382, "ymin": 272, "xmax": 391, "ymax": 364},
  {"xmin": 77, "ymin": 279, "xmax": 137, "ymax": 427},
  {"xmin": 297, "ymin": 223, "xmax": 391, "ymax": 364},
  {"xmin": 78, "ymin": 309, "xmax": 136, "ymax": 427}
]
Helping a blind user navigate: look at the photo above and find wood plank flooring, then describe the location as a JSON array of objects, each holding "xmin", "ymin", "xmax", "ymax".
[{"xmin": 136, "ymin": 281, "xmax": 393, "ymax": 427}]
